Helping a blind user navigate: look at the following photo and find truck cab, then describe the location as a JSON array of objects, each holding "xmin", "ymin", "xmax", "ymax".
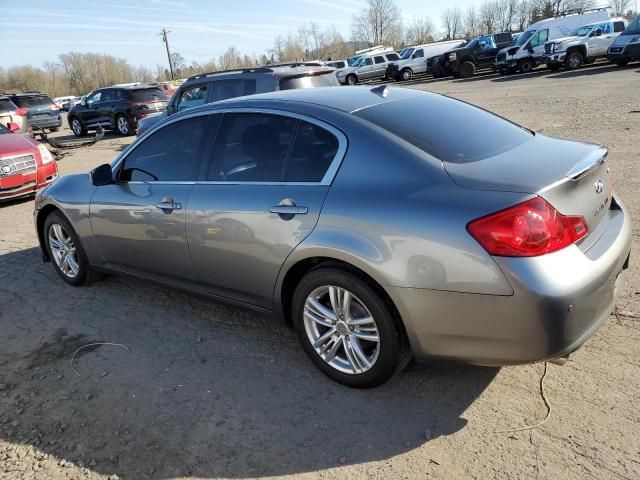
[
  {"xmin": 544, "ymin": 19, "xmax": 627, "ymax": 70},
  {"xmin": 431, "ymin": 33, "xmax": 513, "ymax": 78}
]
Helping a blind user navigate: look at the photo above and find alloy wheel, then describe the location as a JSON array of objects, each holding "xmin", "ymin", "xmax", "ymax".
[
  {"xmin": 402, "ymin": 70, "xmax": 412, "ymax": 81},
  {"xmin": 48, "ymin": 223, "xmax": 80, "ymax": 278},
  {"xmin": 568, "ymin": 54, "xmax": 582, "ymax": 69},
  {"xmin": 71, "ymin": 119, "xmax": 82, "ymax": 136},
  {"xmin": 303, "ymin": 285, "xmax": 380, "ymax": 374},
  {"xmin": 117, "ymin": 116, "xmax": 129, "ymax": 135}
]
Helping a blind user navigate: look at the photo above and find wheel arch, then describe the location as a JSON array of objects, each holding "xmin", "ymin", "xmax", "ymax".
[
  {"xmin": 566, "ymin": 45, "xmax": 587, "ymax": 57},
  {"xmin": 276, "ymin": 254, "xmax": 409, "ymax": 348},
  {"xmin": 36, "ymin": 204, "xmax": 62, "ymax": 261}
]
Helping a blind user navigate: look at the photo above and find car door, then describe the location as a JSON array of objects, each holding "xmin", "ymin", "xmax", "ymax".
[
  {"xmin": 588, "ymin": 22, "xmax": 612, "ymax": 55},
  {"xmin": 79, "ymin": 91, "xmax": 103, "ymax": 127},
  {"xmin": 372, "ymin": 55, "xmax": 387, "ymax": 78},
  {"xmin": 528, "ymin": 28, "xmax": 549, "ymax": 57},
  {"xmin": 90, "ymin": 113, "xmax": 214, "ymax": 283},
  {"xmin": 357, "ymin": 57, "xmax": 375, "ymax": 79},
  {"xmin": 98, "ymin": 89, "xmax": 117, "ymax": 127},
  {"xmin": 476, "ymin": 36, "xmax": 497, "ymax": 66},
  {"xmin": 187, "ymin": 110, "xmax": 346, "ymax": 308},
  {"xmin": 411, "ymin": 48, "xmax": 426, "ymax": 73}
]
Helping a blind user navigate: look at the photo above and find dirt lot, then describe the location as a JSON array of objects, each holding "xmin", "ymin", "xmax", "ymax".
[{"xmin": 1, "ymin": 63, "xmax": 639, "ymax": 480}]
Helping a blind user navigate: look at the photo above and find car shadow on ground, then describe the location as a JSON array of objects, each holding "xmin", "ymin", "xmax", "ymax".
[{"xmin": 0, "ymin": 247, "xmax": 499, "ymax": 479}]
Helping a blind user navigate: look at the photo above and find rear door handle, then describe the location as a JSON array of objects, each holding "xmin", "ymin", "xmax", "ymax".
[{"xmin": 270, "ymin": 205, "xmax": 308, "ymax": 215}]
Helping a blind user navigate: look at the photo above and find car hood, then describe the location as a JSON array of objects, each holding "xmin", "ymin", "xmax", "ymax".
[
  {"xmin": 612, "ymin": 34, "xmax": 640, "ymax": 46},
  {"xmin": 336, "ymin": 66, "xmax": 356, "ymax": 76},
  {"xmin": 0, "ymin": 133, "xmax": 37, "ymax": 155},
  {"xmin": 446, "ymin": 46, "xmax": 470, "ymax": 55}
]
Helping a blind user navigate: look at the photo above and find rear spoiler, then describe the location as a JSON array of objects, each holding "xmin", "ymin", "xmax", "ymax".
[{"xmin": 566, "ymin": 147, "xmax": 607, "ymax": 180}]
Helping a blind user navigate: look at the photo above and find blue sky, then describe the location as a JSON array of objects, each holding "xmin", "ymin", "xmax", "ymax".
[{"xmin": 1, "ymin": 0, "xmax": 478, "ymax": 68}]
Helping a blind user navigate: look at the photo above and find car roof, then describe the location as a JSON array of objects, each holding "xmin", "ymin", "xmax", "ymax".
[
  {"xmin": 206, "ymin": 85, "xmax": 430, "ymax": 114},
  {"xmin": 184, "ymin": 65, "xmax": 334, "ymax": 84}
]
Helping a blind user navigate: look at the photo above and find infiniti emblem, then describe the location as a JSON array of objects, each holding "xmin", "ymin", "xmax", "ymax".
[{"xmin": 594, "ymin": 180, "xmax": 604, "ymax": 194}]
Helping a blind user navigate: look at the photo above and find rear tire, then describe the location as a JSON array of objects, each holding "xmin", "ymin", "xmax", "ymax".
[
  {"xmin": 116, "ymin": 114, "xmax": 132, "ymax": 136},
  {"xmin": 459, "ymin": 61, "xmax": 475, "ymax": 78},
  {"xmin": 292, "ymin": 267, "xmax": 404, "ymax": 388},
  {"xmin": 564, "ymin": 51, "xmax": 584, "ymax": 70}
]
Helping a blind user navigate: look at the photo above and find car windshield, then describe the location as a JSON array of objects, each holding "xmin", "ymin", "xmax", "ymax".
[
  {"xmin": 465, "ymin": 37, "xmax": 481, "ymax": 49},
  {"xmin": 354, "ymin": 94, "xmax": 533, "ymax": 163},
  {"xmin": 400, "ymin": 48, "xmax": 415, "ymax": 59},
  {"xmin": 622, "ymin": 15, "xmax": 640, "ymax": 35},
  {"xmin": 347, "ymin": 55, "xmax": 361, "ymax": 66},
  {"xmin": 573, "ymin": 25, "xmax": 594, "ymax": 36},
  {"xmin": 515, "ymin": 30, "xmax": 535, "ymax": 46},
  {"xmin": 129, "ymin": 88, "xmax": 168, "ymax": 102}
]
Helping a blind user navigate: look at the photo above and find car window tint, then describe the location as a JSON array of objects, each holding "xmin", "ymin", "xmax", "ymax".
[
  {"xmin": 120, "ymin": 115, "xmax": 209, "ymax": 182},
  {"xmin": 101, "ymin": 90, "xmax": 115, "ymax": 102},
  {"xmin": 86, "ymin": 92, "xmax": 101, "ymax": 106},
  {"xmin": 285, "ymin": 122, "xmax": 339, "ymax": 182},
  {"xmin": 354, "ymin": 94, "xmax": 532, "ymax": 163},
  {"xmin": 211, "ymin": 79, "xmax": 256, "ymax": 102},
  {"xmin": 208, "ymin": 113, "xmax": 297, "ymax": 182},
  {"xmin": 374, "ymin": 56, "xmax": 385, "ymax": 64},
  {"xmin": 130, "ymin": 88, "xmax": 167, "ymax": 102},
  {"xmin": 386, "ymin": 53, "xmax": 400, "ymax": 60},
  {"xmin": 363, "ymin": 58, "xmax": 373, "ymax": 65},
  {"xmin": 178, "ymin": 85, "xmax": 207, "ymax": 111},
  {"xmin": 13, "ymin": 95, "xmax": 55, "ymax": 108},
  {"xmin": 414, "ymin": 49, "xmax": 424, "ymax": 58},
  {"xmin": 613, "ymin": 21, "xmax": 625, "ymax": 32}
]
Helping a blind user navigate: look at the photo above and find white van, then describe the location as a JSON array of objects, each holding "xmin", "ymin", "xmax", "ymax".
[
  {"xmin": 387, "ymin": 39, "xmax": 466, "ymax": 81},
  {"xmin": 494, "ymin": 9, "xmax": 610, "ymax": 73}
]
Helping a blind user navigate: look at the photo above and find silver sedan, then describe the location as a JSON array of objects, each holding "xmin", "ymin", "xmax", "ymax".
[{"xmin": 34, "ymin": 86, "xmax": 631, "ymax": 388}]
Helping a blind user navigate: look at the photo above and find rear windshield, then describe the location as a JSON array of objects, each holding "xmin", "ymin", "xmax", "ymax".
[
  {"xmin": 279, "ymin": 72, "xmax": 339, "ymax": 90},
  {"xmin": 622, "ymin": 16, "xmax": 639, "ymax": 35},
  {"xmin": 129, "ymin": 88, "xmax": 168, "ymax": 102},
  {"xmin": 354, "ymin": 94, "xmax": 533, "ymax": 163},
  {"xmin": 0, "ymin": 99, "xmax": 17, "ymax": 112},
  {"xmin": 12, "ymin": 95, "xmax": 54, "ymax": 108}
]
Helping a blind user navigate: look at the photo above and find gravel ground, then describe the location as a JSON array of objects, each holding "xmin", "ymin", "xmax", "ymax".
[{"xmin": 1, "ymin": 62, "xmax": 639, "ymax": 480}]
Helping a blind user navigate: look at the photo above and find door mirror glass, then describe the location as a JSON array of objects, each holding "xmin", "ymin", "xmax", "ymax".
[
  {"xmin": 592, "ymin": 28, "xmax": 602, "ymax": 37},
  {"xmin": 90, "ymin": 163, "xmax": 113, "ymax": 186}
]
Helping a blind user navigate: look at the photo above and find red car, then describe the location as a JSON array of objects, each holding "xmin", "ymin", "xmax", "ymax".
[{"xmin": 0, "ymin": 122, "xmax": 58, "ymax": 202}]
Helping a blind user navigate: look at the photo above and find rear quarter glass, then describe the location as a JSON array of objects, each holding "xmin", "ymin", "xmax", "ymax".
[{"xmin": 129, "ymin": 89, "xmax": 169, "ymax": 102}]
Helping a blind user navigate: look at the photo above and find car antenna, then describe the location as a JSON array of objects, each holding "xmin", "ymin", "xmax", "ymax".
[{"xmin": 370, "ymin": 85, "xmax": 389, "ymax": 98}]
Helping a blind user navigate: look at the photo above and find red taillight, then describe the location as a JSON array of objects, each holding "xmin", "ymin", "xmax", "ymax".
[
  {"xmin": 15, "ymin": 107, "xmax": 28, "ymax": 116},
  {"xmin": 467, "ymin": 197, "xmax": 588, "ymax": 257}
]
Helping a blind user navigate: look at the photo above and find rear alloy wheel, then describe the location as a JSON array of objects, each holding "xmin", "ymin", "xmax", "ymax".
[
  {"xmin": 44, "ymin": 211, "xmax": 91, "ymax": 286},
  {"xmin": 346, "ymin": 74, "xmax": 358, "ymax": 86},
  {"xmin": 401, "ymin": 69, "xmax": 412, "ymax": 81},
  {"xmin": 459, "ymin": 61, "xmax": 476, "ymax": 78},
  {"xmin": 293, "ymin": 268, "xmax": 404, "ymax": 388},
  {"xmin": 69, "ymin": 117, "xmax": 85, "ymax": 137},
  {"xmin": 519, "ymin": 59, "xmax": 535, "ymax": 73},
  {"xmin": 116, "ymin": 114, "xmax": 132, "ymax": 136},
  {"xmin": 565, "ymin": 51, "xmax": 584, "ymax": 70}
]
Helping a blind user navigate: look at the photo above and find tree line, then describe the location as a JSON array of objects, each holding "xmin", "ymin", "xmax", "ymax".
[{"xmin": 1, "ymin": 0, "xmax": 637, "ymax": 97}]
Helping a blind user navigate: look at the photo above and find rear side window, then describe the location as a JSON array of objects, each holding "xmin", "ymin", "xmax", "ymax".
[
  {"xmin": 211, "ymin": 79, "xmax": 256, "ymax": 102},
  {"xmin": 120, "ymin": 115, "xmax": 210, "ymax": 182},
  {"xmin": 354, "ymin": 94, "xmax": 532, "ymax": 163},
  {"xmin": 374, "ymin": 56, "xmax": 385, "ymax": 64},
  {"xmin": 178, "ymin": 85, "xmax": 207, "ymax": 111},
  {"xmin": 12, "ymin": 95, "xmax": 54, "ymax": 108},
  {"xmin": 386, "ymin": 53, "xmax": 400, "ymax": 61},
  {"xmin": 0, "ymin": 99, "xmax": 17, "ymax": 112},
  {"xmin": 279, "ymin": 72, "xmax": 339, "ymax": 90},
  {"xmin": 613, "ymin": 21, "xmax": 625, "ymax": 33},
  {"xmin": 208, "ymin": 113, "xmax": 297, "ymax": 181},
  {"xmin": 129, "ymin": 88, "xmax": 168, "ymax": 102},
  {"xmin": 285, "ymin": 122, "xmax": 339, "ymax": 182}
]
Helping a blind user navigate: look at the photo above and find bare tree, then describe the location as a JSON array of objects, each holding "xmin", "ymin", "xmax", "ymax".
[
  {"xmin": 405, "ymin": 17, "xmax": 436, "ymax": 45},
  {"xmin": 441, "ymin": 7, "xmax": 463, "ymax": 39},
  {"xmin": 352, "ymin": 0, "xmax": 403, "ymax": 46},
  {"xmin": 464, "ymin": 5, "xmax": 481, "ymax": 38},
  {"xmin": 480, "ymin": 0, "xmax": 499, "ymax": 33},
  {"xmin": 516, "ymin": 0, "xmax": 534, "ymax": 31},
  {"xmin": 611, "ymin": 0, "xmax": 632, "ymax": 16}
]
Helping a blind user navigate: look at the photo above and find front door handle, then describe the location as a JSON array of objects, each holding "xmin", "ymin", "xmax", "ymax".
[
  {"xmin": 155, "ymin": 196, "xmax": 182, "ymax": 212},
  {"xmin": 270, "ymin": 205, "xmax": 308, "ymax": 215}
]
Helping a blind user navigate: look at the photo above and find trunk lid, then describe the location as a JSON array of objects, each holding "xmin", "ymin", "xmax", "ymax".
[{"xmin": 444, "ymin": 134, "xmax": 611, "ymax": 234}]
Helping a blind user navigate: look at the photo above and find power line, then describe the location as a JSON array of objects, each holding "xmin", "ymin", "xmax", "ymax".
[{"xmin": 159, "ymin": 28, "xmax": 175, "ymax": 80}]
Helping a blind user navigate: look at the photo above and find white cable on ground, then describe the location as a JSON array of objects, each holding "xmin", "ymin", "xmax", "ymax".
[
  {"xmin": 495, "ymin": 362, "xmax": 551, "ymax": 433},
  {"xmin": 70, "ymin": 342, "xmax": 131, "ymax": 376}
]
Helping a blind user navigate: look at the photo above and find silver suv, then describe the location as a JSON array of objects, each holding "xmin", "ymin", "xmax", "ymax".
[{"xmin": 337, "ymin": 52, "xmax": 401, "ymax": 85}]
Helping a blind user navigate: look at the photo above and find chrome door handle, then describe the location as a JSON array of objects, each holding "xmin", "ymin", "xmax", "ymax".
[
  {"xmin": 270, "ymin": 205, "xmax": 308, "ymax": 215},
  {"xmin": 155, "ymin": 201, "xmax": 182, "ymax": 211}
]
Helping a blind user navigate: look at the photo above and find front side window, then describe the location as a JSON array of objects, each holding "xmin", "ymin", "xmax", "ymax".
[
  {"xmin": 574, "ymin": 25, "xmax": 594, "ymax": 37},
  {"xmin": 597, "ymin": 23, "xmax": 611, "ymax": 34},
  {"xmin": 208, "ymin": 113, "xmax": 297, "ymax": 182},
  {"xmin": 363, "ymin": 57, "xmax": 373, "ymax": 66},
  {"xmin": 120, "ymin": 115, "xmax": 210, "ymax": 182},
  {"xmin": 515, "ymin": 30, "xmax": 534, "ymax": 47},
  {"xmin": 414, "ymin": 49, "xmax": 424, "ymax": 58},
  {"xmin": 386, "ymin": 53, "xmax": 400, "ymax": 60},
  {"xmin": 86, "ymin": 92, "xmax": 102, "ymax": 106},
  {"xmin": 178, "ymin": 85, "xmax": 207, "ymax": 112},
  {"xmin": 613, "ymin": 21, "xmax": 626, "ymax": 33},
  {"xmin": 530, "ymin": 29, "xmax": 548, "ymax": 47}
]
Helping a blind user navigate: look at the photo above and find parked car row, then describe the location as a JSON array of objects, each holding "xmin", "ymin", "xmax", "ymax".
[{"xmin": 0, "ymin": 92, "xmax": 62, "ymax": 132}]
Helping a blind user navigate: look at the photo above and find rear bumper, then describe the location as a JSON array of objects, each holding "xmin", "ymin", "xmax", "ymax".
[
  {"xmin": 388, "ymin": 197, "xmax": 631, "ymax": 366},
  {"xmin": 29, "ymin": 115, "xmax": 62, "ymax": 129},
  {"xmin": 607, "ymin": 43, "xmax": 640, "ymax": 62}
]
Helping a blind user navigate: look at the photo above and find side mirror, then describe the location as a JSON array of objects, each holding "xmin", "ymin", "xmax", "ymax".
[
  {"xmin": 7, "ymin": 122, "xmax": 19, "ymax": 133},
  {"xmin": 527, "ymin": 44, "xmax": 534, "ymax": 53},
  {"xmin": 593, "ymin": 29, "xmax": 602, "ymax": 37},
  {"xmin": 90, "ymin": 163, "xmax": 113, "ymax": 186},
  {"xmin": 166, "ymin": 104, "xmax": 177, "ymax": 115},
  {"xmin": 478, "ymin": 41, "xmax": 487, "ymax": 49}
]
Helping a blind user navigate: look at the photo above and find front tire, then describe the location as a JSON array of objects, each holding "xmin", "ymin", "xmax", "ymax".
[
  {"xmin": 43, "ymin": 211, "xmax": 92, "ymax": 287},
  {"xmin": 564, "ymin": 51, "xmax": 584, "ymax": 70},
  {"xmin": 69, "ymin": 117, "xmax": 85, "ymax": 137},
  {"xmin": 346, "ymin": 74, "xmax": 358, "ymax": 86},
  {"xmin": 400, "ymin": 68, "xmax": 412, "ymax": 81},
  {"xmin": 116, "ymin": 114, "xmax": 132, "ymax": 136},
  {"xmin": 519, "ymin": 58, "xmax": 535, "ymax": 73},
  {"xmin": 292, "ymin": 267, "xmax": 404, "ymax": 388},
  {"xmin": 459, "ymin": 61, "xmax": 475, "ymax": 78}
]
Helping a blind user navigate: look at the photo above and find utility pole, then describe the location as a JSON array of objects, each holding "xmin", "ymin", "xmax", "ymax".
[{"xmin": 159, "ymin": 28, "xmax": 175, "ymax": 80}]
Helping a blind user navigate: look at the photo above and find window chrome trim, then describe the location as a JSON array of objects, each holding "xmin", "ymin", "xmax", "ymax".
[{"xmin": 111, "ymin": 106, "xmax": 348, "ymax": 187}]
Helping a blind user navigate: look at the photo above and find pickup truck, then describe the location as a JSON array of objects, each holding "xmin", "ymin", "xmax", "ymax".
[{"xmin": 430, "ymin": 33, "xmax": 513, "ymax": 78}]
